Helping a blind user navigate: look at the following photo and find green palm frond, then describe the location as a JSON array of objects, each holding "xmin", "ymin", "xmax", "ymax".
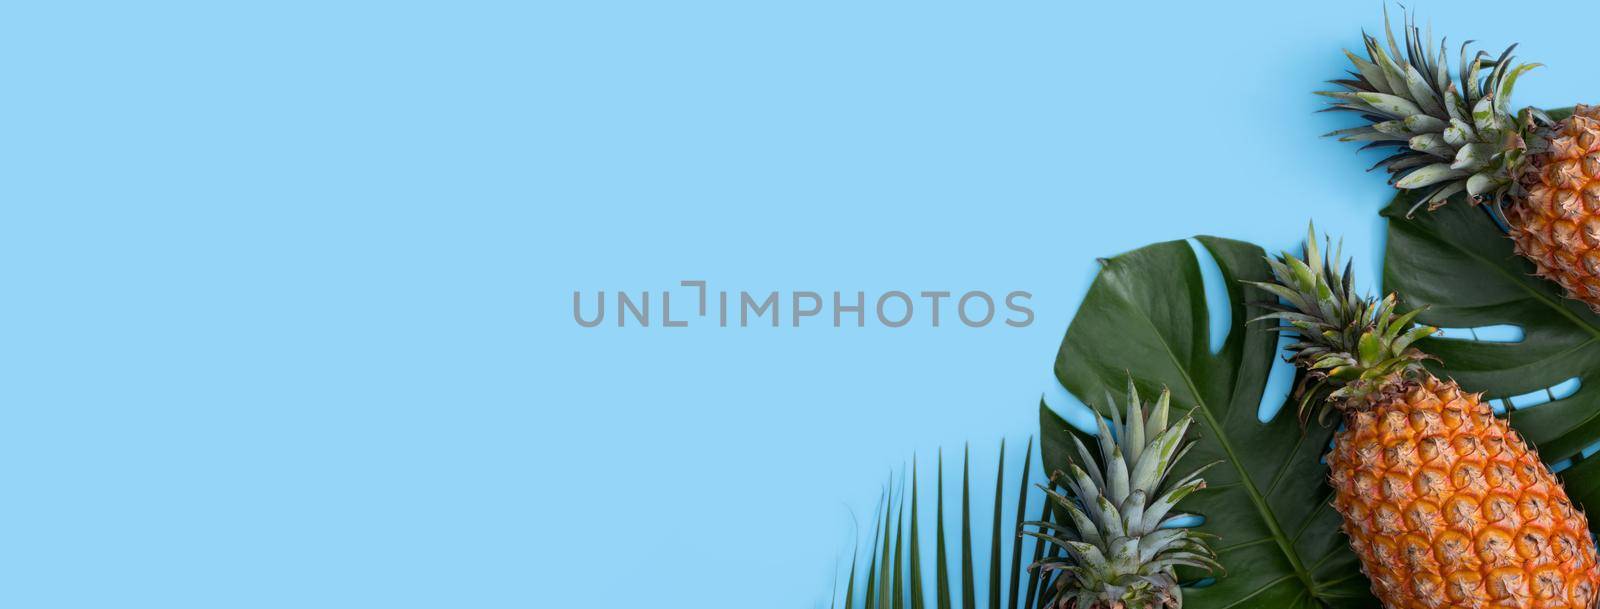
[{"xmin": 834, "ymin": 439, "xmax": 1050, "ymax": 609}]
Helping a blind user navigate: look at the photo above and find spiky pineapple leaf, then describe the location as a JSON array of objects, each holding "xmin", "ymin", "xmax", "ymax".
[
  {"xmin": 1043, "ymin": 237, "xmax": 1375, "ymax": 609},
  {"xmin": 1380, "ymin": 186, "xmax": 1600, "ymax": 500}
]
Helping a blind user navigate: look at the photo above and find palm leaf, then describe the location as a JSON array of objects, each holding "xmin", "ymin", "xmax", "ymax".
[
  {"xmin": 1021, "ymin": 481, "xmax": 1053, "ymax": 609},
  {"xmin": 936, "ymin": 453, "xmax": 950, "ymax": 609},
  {"xmin": 910, "ymin": 462, "xmax": 925, "ymax": 609},
  {"xmin": 834, "ymin": 441, "xmax": 1047, "ymax": 609},
  {"xmin": 1006, "ymin": 438, "xmax": 1033, "ymax": 609},
  {"xmin": 842, "ymin": 545, "xmax": 857, "ymax": 609},
  {"xmin": 987, "ymin": 442, "xmax": 1004, "ymax": 609},
  {"xmin": 960, "ymin": 447, "xmax": 975, "ymax": 609}
]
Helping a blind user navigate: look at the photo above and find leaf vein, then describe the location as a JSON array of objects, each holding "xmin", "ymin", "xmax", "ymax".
[{"xmin": 1110, "ymin": 270, "xmax": 1320, "ymax": 600}]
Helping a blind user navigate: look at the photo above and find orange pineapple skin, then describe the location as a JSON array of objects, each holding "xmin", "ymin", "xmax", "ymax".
[
  {"xmin": 1328, "ymin": 376, "xmax": 1600, "ymax": 609},
  {"xmin": 1509, "ymin": 104, "xmax": 1600, "ymax": 310}
]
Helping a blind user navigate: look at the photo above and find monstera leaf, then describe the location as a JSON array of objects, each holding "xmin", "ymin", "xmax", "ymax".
[
  {"xmin": 1380, "ymin": 191, "xmax": 1600, "ymax": 519},
  {"xmin": 1041, "ymin": 237, "xmax": 1375, "ymax": 609}
]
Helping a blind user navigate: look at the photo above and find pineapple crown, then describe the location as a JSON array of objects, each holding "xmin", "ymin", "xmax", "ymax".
[
  {"xmin": 1319, "ymin": 8, "xmax": 1551, "ymax": 216},
  {"xmin": 1247, "ymin": 225, "xmax": 1438, "ymax": 423},
  {"xmin": 1027, "ymin": 381, "xmax": 1220, "ymax": 609}
]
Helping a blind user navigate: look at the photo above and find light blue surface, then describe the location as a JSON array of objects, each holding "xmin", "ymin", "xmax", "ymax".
[
  {"xmin": 5, "ymin": 2, "xmax": 1600, "ymax": 608},
  {"xmin": 1434, "ymin": 323, "xmax": 1526, "ymax": 342}
]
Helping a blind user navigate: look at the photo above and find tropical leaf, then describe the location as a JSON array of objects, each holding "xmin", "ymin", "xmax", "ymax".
[
  {"xmin": 1042, "ymin": 237, "xmax": 1375, "ymax": 609},
  {"xmin": 833, "ymin": 441, "xmax": 1050, "ymax": 609},
  {"xmin": 1379, "ymin": 186, "xmax": 1600, "ymax": 498}
]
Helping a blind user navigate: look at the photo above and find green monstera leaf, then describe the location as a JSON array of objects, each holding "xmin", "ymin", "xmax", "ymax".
[
  {"xmin": 1041, "ymin": 237, "xmax": 1375, "ymax": 609},
  {"xmin": 1379, "ymin": 188, "xmax": 1600, "ymax": 519}
]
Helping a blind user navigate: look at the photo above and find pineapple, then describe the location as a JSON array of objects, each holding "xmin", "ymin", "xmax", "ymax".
[
  {"xmin": 1319, "ymin": 12, "xmax": 1600, "ymax": 310},
  {"xmin": 1027, "ymin": 382, "xmax": 1219, "ymax": 609},
  {"xmin": 1251, "ymin": 227, "xmax": 1600, "ymax": 609}
]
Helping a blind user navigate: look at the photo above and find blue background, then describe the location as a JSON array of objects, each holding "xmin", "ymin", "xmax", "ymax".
[{"xmin": 3, "ymin": 1, "xmax": 1597, "ymax": 607}]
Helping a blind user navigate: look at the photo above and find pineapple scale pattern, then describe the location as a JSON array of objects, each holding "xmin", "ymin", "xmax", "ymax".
[
  {"xmin": 1510, "ymin": 105, "xmax": 1600, "ymax": 310},
  {"xmin": 1329, "ymin": 377, "xmax": 1600, "ymax": 609}
]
